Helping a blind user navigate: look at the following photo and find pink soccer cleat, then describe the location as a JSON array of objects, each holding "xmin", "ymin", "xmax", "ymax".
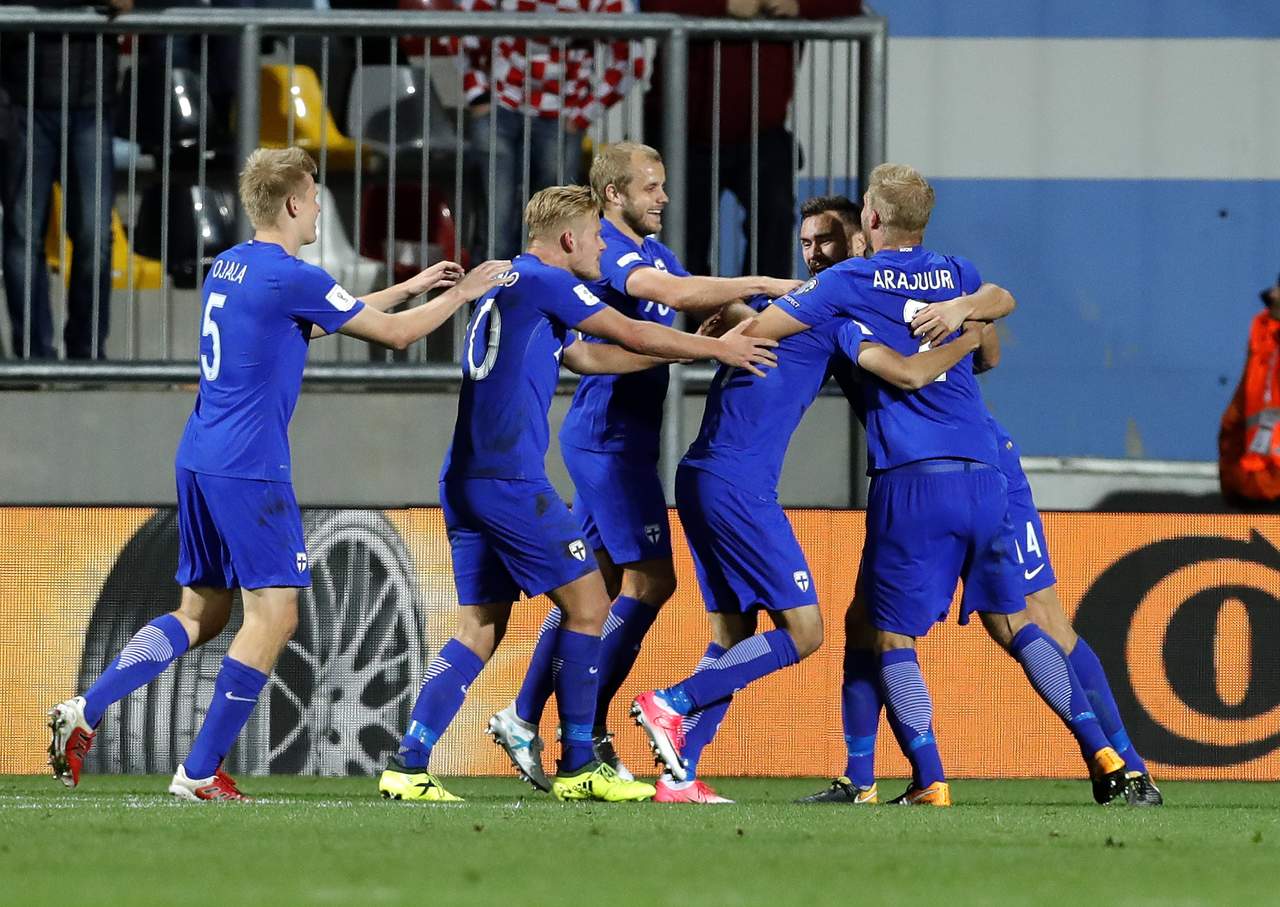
[
  {"xmin": 631, "ymin": 691, "xmax": 688, "ymax": 781},
  {"xmin": 655, "ymin": 776, "xmax": 733, "ymax": 804}
]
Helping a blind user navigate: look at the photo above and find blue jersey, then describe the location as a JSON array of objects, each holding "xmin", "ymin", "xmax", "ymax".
[
  {"xmin": 682, "ymin": 313, "xmax": 865, "ymax": 499},
  {"xmin": 442, "ymin": 253, "xmax": 602, "ymax": 481},
  {"xmin": 174, "ymin": 240, "xmax": 364, "ymax": 481},
  {"xmin": 559, "ymin": 218, "xmax": 687, "ymax": 458},
  {"xmin": 778, "ymin": 246, "xmax": 997, "ymax": 473}
]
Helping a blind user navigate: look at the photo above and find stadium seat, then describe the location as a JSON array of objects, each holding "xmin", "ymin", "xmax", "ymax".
[
  {"xmin": 397, "ymin": 0, "xmax": 459, "ymax": 58},
  {"xmin": 358, "ymin": 181, "xmax": 459, "ymax": 281},
  {"xmin": 259, "ymin": 64, "xmax": 357, "ymax": 170},
  {"xmin": 300, "ymin": 185, "xmax": 384, "ymax": 296},
  {"xmin": 346, "ymin": 64, "xmax": 462, "ymax": 165},
  {"xmin": 43, "ymin": 184, "xmax": 164, "ymax": 291},
  {"xmin": 131, "ymin": 179, "xmax": 237, "ymax": 289}
]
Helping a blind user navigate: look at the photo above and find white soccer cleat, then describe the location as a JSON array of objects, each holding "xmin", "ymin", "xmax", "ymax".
[
  {"xmin": 168, "ymin": 764, "xmax": 252, "ymax": 801},
  {"xmin": 47, "ymin": 696, "xmax": 95, "ymax": 788},
  {"xmin": 488, "ymin": 704, "xmax": 551, "ymax": 792}
]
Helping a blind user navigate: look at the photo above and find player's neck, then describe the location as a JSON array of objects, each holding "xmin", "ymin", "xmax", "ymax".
[
  {"xmin": 525, "ymin": 242, "xmax": 572, "ymax": 272},
  {"xmin": 872, "ymin": 231, "xmax": 923, "ymax": 253},
  {"xmin": 606, "ymin": 210, "xmax": 643, "ymax": 246},
  {"xmin": 253, "ymin": 228, "xmax": 301, "ymax": 258}
]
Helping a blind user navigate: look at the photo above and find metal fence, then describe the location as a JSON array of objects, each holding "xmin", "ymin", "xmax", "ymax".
[{"xmin": 0, "ymin": 7, "xmax": 886, "ymax": 486}]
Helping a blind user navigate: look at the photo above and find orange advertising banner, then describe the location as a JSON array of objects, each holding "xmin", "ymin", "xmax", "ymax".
[{"xmin": 1, "ymin": 508, "xmax": 1277, "ymax": 782}]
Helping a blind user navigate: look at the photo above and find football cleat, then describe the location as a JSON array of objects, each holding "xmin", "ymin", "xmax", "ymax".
[
  {"xmin": 169, "ymin": 764, "xmax": 253, "ymax": 801},
  {"xmin": 796, "ymin": 777, "xmax": 878, "ymax": 804},
  {"xmin": 47, "ymin": 696, "xmax": 95, "ymax": 788},
  {"xmin": 631, "ymin": 691, "xmax": 687, "ymax": 781},
  {"xmin": 592, "ymin": 730, "xmax": 635, "ymax": 782},
  {"xmin": 552, "ymin": 760, "xmax": 656, "ymax": 802},
  {"xmin": 378, "ymin": 758, "xmax": 463, "ymax": 802},
  {"xmin": 1124, "ymin": 771, "xmax": 1164, "ymax": 807},
  {"xmin": 488, "ymin": 704, "xmax": 551, "ymax": 792},
  {"xmin": 1089, "ymin": 747, "xmax": 1130, "ymax": 805},
  {"xmin": 889, "ymin": 781, "xmax": 951, "ymax": 806},
  {"xmin": 654, "ymin": 775, "xmax": 733, "ymax": 804}
]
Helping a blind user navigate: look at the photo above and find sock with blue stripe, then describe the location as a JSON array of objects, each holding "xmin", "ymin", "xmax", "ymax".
[
  {"xmin": 1068, "ymin": 637, "xmax": 1147, "ymax": 774},
  {"xmin": 82, "ymin": 613, "xmax": 190, "ymax": 727},
  {"xmin": 679, "ymin": 642, "xmax": 730, "ymax": 779},
  {"xmin": 513, "ymin": 607, "xmax": 561, "ymax": 725},
  {"xmin": 663, "ymin": 629, "xmax": 799, "ymax": 714},
  {"xmin": 1009, "ymin": 624, "xmax": 1111, "ymax": 757},
  {"xmin": 553, "ymin": 629, "xmax": 603, "ymax": 772},
  {"xmin": 183, "ymin": 656, "xmax": 268, "ymax": 779},
  {"xmin": 842, "ymin": 648, "xmax": 881, "ymax": 788},
  {"xmin": 879, "ymin": 648, "xmax": 944, "ymax": 788},
  {"xmin": 593, "ymin": 596, "xmax": 660, "ymax": 728},
  {"xmin": 397, "ymin": 639, "xmax": 485, "ymax": 770}
]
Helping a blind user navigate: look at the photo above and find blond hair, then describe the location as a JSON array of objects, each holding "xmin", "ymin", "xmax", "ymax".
[
  {"xmin": 238, "ymin": 147, "xmax": 317, "ymax": 229},
  {"xmin": 589, "ymin": 141, "xmax": 663, "ymax": 205},
  {"xmin": 865, "ymin": 163, "xmax": 934, "ymax": 234},
  {"xmin": 524, "ymin": 184, "xmax": 599, "ymax": 240}
]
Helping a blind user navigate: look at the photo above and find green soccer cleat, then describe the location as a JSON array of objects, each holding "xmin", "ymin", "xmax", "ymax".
[
  {"xmin": 552, "ymin": 760, "xmax": 656, "ymax": 802},
  {"xmin": 378, "ymin": 758, "xmax": 463, "ymax": 802},
  {"xmin": 796, "ymin": 777, "xmax": 878, "ymax": 804}
]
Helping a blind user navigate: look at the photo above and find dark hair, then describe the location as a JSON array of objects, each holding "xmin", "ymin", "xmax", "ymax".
[{"xmin": 800, "ymin": 194, "xmax": 862, "ymax": 231}]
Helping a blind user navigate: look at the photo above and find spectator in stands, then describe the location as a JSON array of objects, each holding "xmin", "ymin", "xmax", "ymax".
[
  {"xmin": 0, "ymin": 0, "xmax": 131, "ymax": 359},
  {"xmin": 644, "ymin": 0, "xmax": 861, "ymax": 279},
  {"xmin": 451, "ymin": 0, "xmax": 645, "ymax": 260},
  {"xmin": 1219, "ymin": 273, "xmax": 1280, "ymax": 507}
]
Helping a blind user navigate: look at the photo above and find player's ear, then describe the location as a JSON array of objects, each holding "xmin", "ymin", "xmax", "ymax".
[{"xmin": 559, "ymin": 228, "xmax": 575, "ymax": 255}]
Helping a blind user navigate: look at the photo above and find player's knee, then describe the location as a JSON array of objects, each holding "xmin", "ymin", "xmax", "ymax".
[
  {"xmin": 790, "ymin": 623, "xmax": 823, "ymax": 660},
  {"xmin": 620, "ymin": 560, "xmax": 677, "ymax": 607},
  {"xmin": 981, "ymin": 610, "xmax": 1027, "ymax": 652}
]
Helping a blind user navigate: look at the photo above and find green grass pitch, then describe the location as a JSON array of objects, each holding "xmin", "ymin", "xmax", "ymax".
[{"xmin": 1, "ymin": 776, "xmax": 1272, "ymax": 905}]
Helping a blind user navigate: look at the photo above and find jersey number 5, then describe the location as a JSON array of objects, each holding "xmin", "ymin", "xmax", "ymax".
[{"xmin": 201, "ymin": 292, "xmax": 227, "ymax": 381}]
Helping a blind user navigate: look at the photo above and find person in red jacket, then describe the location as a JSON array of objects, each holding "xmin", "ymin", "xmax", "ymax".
[
  {"xmin": 1220, "ymin": 273, "xmax": 1280, "ymax": 507},
  {"xmin": 644, "ymin": 0, "xmax": 862, "ymax": 280}
]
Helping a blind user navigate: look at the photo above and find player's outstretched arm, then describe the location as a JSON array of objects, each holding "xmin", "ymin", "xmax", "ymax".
[
  {"xmin": 696, "ymin": 301, "xmax": 758, "ymax": 339},
  {"xmin": 857, "ymin": 322, "xmax": 984, "ymax": 391},
  {"xmin": 338, "ymin": 260, "xmax": 510, "ymax": 351},
  {"xmin": 561, "ymin": 340, "xmax": 671, "ymax": 376},
  {"xmin": 625, "ymin": 269, "xmax": 803, "ymax": 316},
  {"xmin": 577, "ymin": 304, "xmax": 779, "ymax": 377},
  {"xmin": 310, "ymin": 261, "xmax": 467, "ymax": 338},
  {"xmin": 910, "ymin": 283, "xmax": 1016, "ymax": 345},
  {"xmin": 974, "ymin": 323, "xmax": 1001, "ymax": 374}
]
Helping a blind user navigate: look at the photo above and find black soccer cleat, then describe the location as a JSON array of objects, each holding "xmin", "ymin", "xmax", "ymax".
[
  {"xmin": 1124, "ymin": 772, "xmax": 1163, "ymax": 807},
  {"xmin": 1089, "ymin": 747, "xmax": 1131, "ymax": 805},
  {"xmin": 795, "ymin": 777, "xmax": 878, "ymax": 804}
]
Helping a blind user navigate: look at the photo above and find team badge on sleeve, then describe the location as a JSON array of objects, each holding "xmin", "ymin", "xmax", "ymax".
[
  {"xmin": 567, "ymin": 539, "xmax": 588, "ymax": 561},
  {"xmin": 325, "ymin": 284, "xmax": 358, "ymax": 312},
  {"xmin": 617, "ymin": 252, "xmax": 642, "ymax": 268},
  {"xmin": 794, "ymin": 277, "xmax": 818, "ymax": 295},
  {"xmin": 573, "ymin": 285, "xmax": 601, "ymax": 307},
  {"xmin": 793, "ymin": 570, "xmax": 811, "ymax": 592}
]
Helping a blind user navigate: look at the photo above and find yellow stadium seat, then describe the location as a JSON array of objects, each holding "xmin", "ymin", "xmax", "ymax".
[
  {"xmin": 259, "ymin": 64, "xmax": 357, "ymax": 169},
  {"xmin": 44, "ymin": 184, "xmax": 165, "ymax": 291}
]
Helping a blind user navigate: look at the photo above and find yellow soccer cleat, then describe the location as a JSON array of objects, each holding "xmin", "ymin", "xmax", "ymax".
[
  {"xmin": 379, "ymin": 762, "xmax": 463, "ymax": 802},
  {"xmin": 552, "ymin": 760, "xmax": 656, "ymax": 802},
  {"xmin": 889, "ymin": 781, "xmax": 951, "ymax": 807}
]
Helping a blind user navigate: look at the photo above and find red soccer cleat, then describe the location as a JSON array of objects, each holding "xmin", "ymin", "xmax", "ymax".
[
  {"xmin": 631, "ymin": 691, "xmax": 688, "ymax": 781},
  {"xmin": 48, "ymin": 696, "xmax": 95, "ymax": 788},
  {"xmin": 655, "ymin": 776, "xmax": 733, "ymax": 804},
  {"xmin": 169, "ymin": 764, "xmax": 254, "ymax": 801}
]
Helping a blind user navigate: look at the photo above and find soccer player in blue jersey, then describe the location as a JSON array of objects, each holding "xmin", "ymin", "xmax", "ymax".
[
  {"xmin": 378, "ymin": 185, "xmax": 780, "ymax": 802},
  {"xmin": 710, "ymin": 163, "xmax": 1132, "ymax": 806},
  {"xmin": 486, "ymin": 142, "xmax": 803, "ymax": 795},
  {"xmin": 786, "ymin": 197, "xmax": 1161, "ymax": 807},
  {"xmin": 46, "ymin": 147, "xmax": 510, "ymax": 799}
]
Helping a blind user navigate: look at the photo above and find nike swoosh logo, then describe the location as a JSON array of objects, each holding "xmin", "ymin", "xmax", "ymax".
[
  {"xmin": 588, "ymin": 667, "xmax": 598, "ymax": 674},
  {"xmin": 224, "ymin": 691, "xmax": 257, "ymax": 702},
  {"xmin": 1024, "ymin": 564, "xmax": 1046, "ymax": 581}
]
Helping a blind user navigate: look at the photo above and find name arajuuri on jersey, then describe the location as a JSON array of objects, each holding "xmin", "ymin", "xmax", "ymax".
[
  {"xmin": 209, "ymin": 258, "xmax": 248, "ymax": 284},
  {"xmin": 871, "ymin": 268, "xmax": 954, "ymax": 292}
]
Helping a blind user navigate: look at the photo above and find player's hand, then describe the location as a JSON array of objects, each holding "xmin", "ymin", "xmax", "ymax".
[
  {"xmin": 761, "ymin": 0, "xmax": 800, "ymax": 17},
  {"xmin": 910, "ymin": 298, "xmax": 971, "ymax": 345},
  {"xmin": 960, "ymin": 319, "xmax": 986, "ymax": 351},
  {"xmin": 715, "ymin": 317, "xmax": 778, "ymax": 377},
  {"xmin": 761, "ymin": 277, "xmax": 805, "ymax": 299},
  {"xmin": 454, "ymin": 259, "xmax": 513, "ymax": 302},
  {"xmin": 404, "ymin": 260, "xmax": 465, "ymax": 296},
  {"xmin": 727, "ymin": 0, "xmax": 763, "ymax": 18}
]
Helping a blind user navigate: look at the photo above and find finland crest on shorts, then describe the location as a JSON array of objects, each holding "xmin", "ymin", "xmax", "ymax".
[
  {"xmin": 644, "ymin": 523, "xmax": 664, "ymax": 545},
  {"xmin": 567, "ymin": 539, "xmax": 588, "ymax": 561},
  {"xmin": 793, "ymin": 570, "xmax": 811, "ymax": 592}
]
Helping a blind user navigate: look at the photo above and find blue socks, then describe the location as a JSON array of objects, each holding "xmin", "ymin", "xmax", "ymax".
[
  {"xmin": 1069, "ymin": 637, "xmax": 1148, "ymax": 774},
  {"xmin": 841, "ymin": 648, "xmax": 881, "ymax": 787},
  {"xmin": 513, "ymin": 607, "xmax": 561, "ymax": 725},
  {"xmin": 593, "ymin": 596, "xmax": 660, "ymax": 728},
  {"xmin": 663, "ymin": 629, "xmax": 799, "ymax": 714},
  {"xmin": 398, "ymin": 638, "xmax": 486, "ymax": 770},
  {"xmin": 879, "ymin": 649, "xmax": 943, "ymax": 788},
  {"xmin": 83, "ymin": 614, "xmax": 190, "ymax": 727},
  {"xmin": 680, "ymin": 643, "xmax": 731, "ymax": 779},
  {"xmin": 553, "ymin": 629, "xmax": 603, "ymax": 772},
  {"xmin": 183, "ymin": 656, "xmax": 268, "ymax": 779},
  {"xmin": 1009, "ymin": 625, "xmax": 1111, "ymax": 757}
]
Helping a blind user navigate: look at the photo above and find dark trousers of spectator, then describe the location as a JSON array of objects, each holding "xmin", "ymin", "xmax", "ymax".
[
  {"xmin": 685, "ymin": 126, "xmax": 796, "ymax": 279},
  {"xmin": 1, "ymin": 107, "xmax": 113, "ymax": 359},
  {"xmin": 465, "ymin": 106, "xmax": 581, "ymax": 261}
]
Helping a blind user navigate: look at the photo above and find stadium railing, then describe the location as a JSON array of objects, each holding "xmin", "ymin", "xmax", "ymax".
[{"xmin": 0, "ymin": 6, "xmax": 886, "ymax": 493}]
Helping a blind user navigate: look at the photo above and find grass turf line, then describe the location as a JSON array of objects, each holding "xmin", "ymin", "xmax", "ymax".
[{"xmin": 0, "ymin": 776, "xmax": 1269, "ymax": 906}]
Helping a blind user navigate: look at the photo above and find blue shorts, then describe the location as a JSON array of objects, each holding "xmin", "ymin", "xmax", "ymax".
[
  {"xmin": 440, "ymin": 476, "xmax": 597, "ymax": 604},
  {"xmin": 1003, "ymin": 465, "xmax": 1058, "ymax": 596},
  {"xmin": 562, "ymin": 445, "xmax": 672, "ymax": 565},
  {"xmin": 863, "ymin": 460, "xmax": 1023, "ymax": 638},
  {"xmin": 174, "ymin": 467, "xmax": 311, "ymax": 590},
  {"xmin": 675, "ymin": 464, "xmax": 818, "ymax": 614}
]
